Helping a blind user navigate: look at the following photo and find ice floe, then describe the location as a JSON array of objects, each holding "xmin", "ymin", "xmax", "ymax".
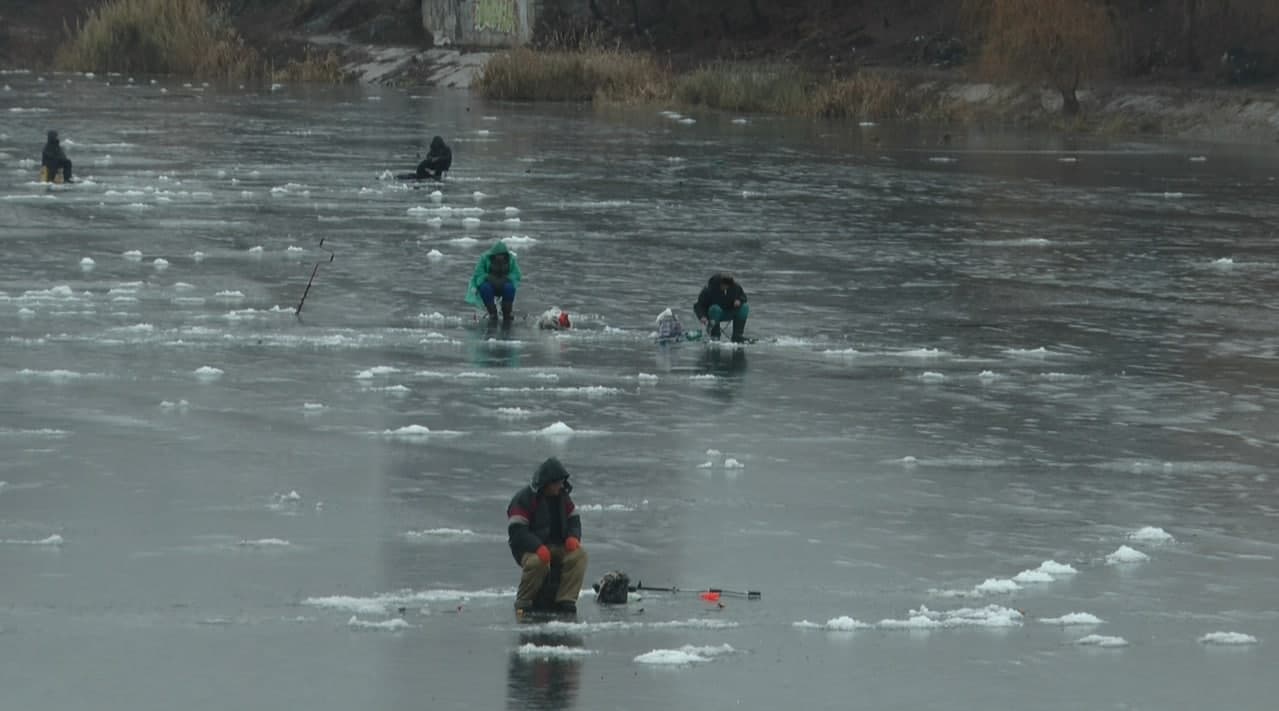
[
  {"xmin": 348, "ymin": 616, "xmax": 412, "ymax": 631},
  {"xmin": 2, "ymin": 534, "xmax": 64, "ymax": 546},
  {"xmin": 1128, "ymin": 526, "xmax": 1174, "ymax": 543},
  {"xmin": 1039, "ymin": 613, "xmax": 1103, "ymax": 625},
  {"xmin": 634, "ymin": 644, "xmax": 734, "ymax": 665},
  {"xmin": 1073, "ymin": 634, "xmax": 1128, "ymax": 647},
  {"xmin": 516, "ymin": 644, "xmax": 594, "ymax": 659},
  {"xmin": 1198, "ymin": 632, "xmax": 1259, "ymax": 645},
  {"xmin": 1105, "ymin": 545, "xmax": 1150, "ymax": 565}
]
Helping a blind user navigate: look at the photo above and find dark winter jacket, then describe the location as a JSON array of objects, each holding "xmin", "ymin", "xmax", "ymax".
[
  {"xmin": 694, "ymin": 273, "xmax": 748, "ymax": 320},
  {"xmin": 41, "ymin": 132, "xmax": 68, "ymax": 170},
  {"xmin": 417, "ymin": 135, "xmax": 452, "ymax": 175},
  {"xmin": 506, "ymin": 457, "xmax": 582, "ymax": 564}
]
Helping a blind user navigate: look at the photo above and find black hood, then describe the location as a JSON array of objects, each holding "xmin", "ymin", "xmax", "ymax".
[
  {"xmin": 46, "ymin": 130, "xmax": 59, "ymax": 144},
  {"xmin": 430, "ymin": 136, "xmax": 445, "ymax": 150},
  {"xmin": 706, "ymin": 272, "xmax": 735, "ymax": 290},
  {"xmin": 531, "ymin": 457, "xmax": 571, "ymax": 493}
]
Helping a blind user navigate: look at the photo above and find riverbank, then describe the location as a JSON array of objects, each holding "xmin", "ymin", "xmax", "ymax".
[
  {"xmin": 3, "ymin": 0, "xmax": 1278, "ymax": 146},
  {"xmin": 461, "ymin": 46, "xmax": 1279, "ymax": 145}
]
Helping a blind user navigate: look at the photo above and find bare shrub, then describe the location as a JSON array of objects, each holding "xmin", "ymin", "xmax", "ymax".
[{"xmin": 965, "ymin": 0, "xmax": 1113, "ymax": 115}]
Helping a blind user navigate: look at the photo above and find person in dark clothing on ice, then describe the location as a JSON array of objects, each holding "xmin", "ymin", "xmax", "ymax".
[
  {"xmin": 506, "ymin": 457, "xmax": 588, "ymax": 614},
  {"xmin": 41, "ymin": 130, "xmax": 73, "ymax": 183},
  {"xmin": 416, "ymin": 135, "xmax": 452, "ymax": 180},
  {"xmin": 694, "ymin": 272, "xmax": 750, "ymax": 342}
]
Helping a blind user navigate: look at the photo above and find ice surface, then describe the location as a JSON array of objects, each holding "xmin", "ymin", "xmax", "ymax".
[{"xmin": 4, "ymin": 78, "xmax": 1279, "ymax": 711}]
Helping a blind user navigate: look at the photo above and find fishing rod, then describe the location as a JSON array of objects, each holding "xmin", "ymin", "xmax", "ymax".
[
  {"xmin": 633, "ymin": 581, "xmax": 761, "ymax": 600},
  {"xmin": 295, "ymin": 238, "xmax": 335, "ymax": 316}
]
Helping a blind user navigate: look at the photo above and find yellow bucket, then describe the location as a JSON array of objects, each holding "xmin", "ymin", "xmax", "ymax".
[{"xmin": 38, "ymin": 166, "xmax": 64, "ymax": 184}]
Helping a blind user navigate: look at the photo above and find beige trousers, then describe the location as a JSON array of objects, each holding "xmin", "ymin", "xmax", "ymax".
[{"xmin": 515, "ymin": 545, "xmax": 588, "ymax": 608}]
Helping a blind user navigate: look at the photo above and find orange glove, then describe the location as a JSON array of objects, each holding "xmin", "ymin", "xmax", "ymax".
[
  {"xmin": 564, "ymin": 536, "xmax": 580, "ymax": 552},
  {"xmin": 535, "ymin": 545, "xmax": 551, "ymax": 565}
]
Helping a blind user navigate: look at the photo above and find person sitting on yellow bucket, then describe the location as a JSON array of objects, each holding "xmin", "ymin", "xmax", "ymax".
[{"xmin": 40, "ymin": 130, "xmax": 73, "ymax": 184}]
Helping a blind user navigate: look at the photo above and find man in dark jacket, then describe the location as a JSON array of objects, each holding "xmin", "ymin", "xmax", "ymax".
[
  {"xmin": 41, "ymin": 130, "xmax": 73, "ymax": 183},
  {"xmin": 416, "ymin": 135, "xmax": 452, "ymax": 180},
  {"xmin": 694, "ymin": 272, "xmax": 750, "ymax": 342},
  {"xmin": 506, "ymin": 457, "xmax": 587, "ymax": 614}
]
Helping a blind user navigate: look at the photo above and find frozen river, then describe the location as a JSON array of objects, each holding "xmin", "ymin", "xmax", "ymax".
[{"xmin": 2, "ymin": 71, "xmax": 1278, "ymax": 710}]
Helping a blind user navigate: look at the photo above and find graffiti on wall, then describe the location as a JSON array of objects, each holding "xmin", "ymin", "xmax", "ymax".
[{"xmin": 474, "ymin": 0, "xmax": 519, "ymax": 34}]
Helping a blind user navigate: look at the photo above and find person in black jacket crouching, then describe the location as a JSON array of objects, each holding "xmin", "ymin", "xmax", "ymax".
[
  {"xmin": 416, "ymin": 135, "xmax": 452, "ymax": 180},
  {"xmin": 506, "ymin": 457, "xmax": 588, "ymax": 614},
  {"xmin": 694, "ymin": 272, "xmax": 750, "ymax": 342}
]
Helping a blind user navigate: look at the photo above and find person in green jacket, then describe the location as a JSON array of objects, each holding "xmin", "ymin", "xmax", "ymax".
[{"xmin": 465, "ymin": 240, "xmax": 522, "ymax": 320}]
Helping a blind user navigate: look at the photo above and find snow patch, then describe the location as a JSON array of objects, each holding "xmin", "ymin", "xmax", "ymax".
[
  {"xmin": 1128, "ymin": 526, "xmax": 1174, "ymax": 543},
  {"xmin": 1074, "ymin": 634, "xmax": 1128, "ymax": 647},
  {"xmin": 3, "ymin": 534, "xmax": 64, "ymax": 546},
  {"xmin": 1198, "ymin": 632, "xmax": 1259, "ymax": 645},
  {"xmin": 516, "ymin": 644, "xmax": 594, "ymax": 659},
  {"xmin": 634, "ymin": 644, "xmax": 735, "ymax": 665},
  {"xmin": 237, "ymin": 538, "xmax": 291, "ymax": 547},
  {"xmin": 194, "ymin": 366, "xmax": 224, "ymax": 380},
  {"xmin": 793, "ymin": 616, "xmax": 872, "ymax": 631},
  {"xmin": 347, "ymin": 616, "xmax": 411, "ymax": 631},
  {"xmin": 878, "ymin": 604, "xmax": 1023, "ymax": 629},
  {"xmin": 1105, "ymin": 545, "xmax": 1149, "ymax": 565},
  {"xmin": 1040, "ymin": 613, "xmax": 1103, "ymax": 625}
]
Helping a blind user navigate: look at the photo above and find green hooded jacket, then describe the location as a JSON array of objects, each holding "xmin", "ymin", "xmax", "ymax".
[{"xmin": 464, "ymin": 240, "xmax": 522, "ymax": 307}]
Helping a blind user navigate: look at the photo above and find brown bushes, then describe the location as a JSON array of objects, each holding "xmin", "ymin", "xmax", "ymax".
[
  {"xmin": 477, "ymin": 49, "xmax": 966, "ymax": 123},
  {"xmin": 964, "ymin": 0, "xmax": 1113, "ymax": 115},
  {"xmin": 55, "ymin": 0, "xmax": 260, "ymax": 80},
  {"xmin": 272, "ymin": 48, "xmax": 349, "ymax": 84},
  {"xmin": 475, "ymin": 47, "xmax": 668, "ymax": 102}
]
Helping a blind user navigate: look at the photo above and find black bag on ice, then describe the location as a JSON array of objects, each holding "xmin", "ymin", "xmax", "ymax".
[{"xmin": 593, "ymin": 570, "xmax": 630, "ymax": 604}]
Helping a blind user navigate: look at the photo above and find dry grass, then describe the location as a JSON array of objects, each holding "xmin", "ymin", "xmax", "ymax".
[
  {"xmin": 476, "ymin": 47, "xmax": 669, "ymax": 102},
  {"xmin": 272, "ymin": 48, "xmax": 349, "ymax": 84},
  {"xmin": 671, "ymin": 64, "xmax": 812, "ymax": 114},
  {"xmin": 809, "ymin": 72, "xmax": 914, "ymax": 119},
  {"xmin": 479, "ymin": 51, "xmax": 937, "ymax": 120},
  {"xmin": 477, "ymin": 49, "xmax": 969, "ymax": 125},
  {"xmin": 55, "ymin": 0, "xmax": 260, "ymax": 80}
]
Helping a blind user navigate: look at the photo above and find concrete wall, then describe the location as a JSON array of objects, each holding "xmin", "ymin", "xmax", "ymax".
[{"xmin": 422, "ymin": 0, "xmax": 536, "ymax": 48}]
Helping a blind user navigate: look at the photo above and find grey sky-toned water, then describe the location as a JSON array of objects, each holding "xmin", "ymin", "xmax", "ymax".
[{"xmin": 2, "ymin": 72, "xmax": 1278, "ymax": 710}]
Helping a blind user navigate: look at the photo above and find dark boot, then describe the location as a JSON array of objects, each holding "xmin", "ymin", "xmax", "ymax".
[
  {"xmin": 501, "ymin": 301, "xmax": 514, "ymax": 321},
  {"xmin": 709, "ymin": 323, "xmax": 722, "ymax": 340},
  {"xmin": 484, "ymin": 302, "xmax": 498, "ymax": 320},
  {"xmin": 731, "ymin": 321, "xmax": 745, "ymax": 343}
]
